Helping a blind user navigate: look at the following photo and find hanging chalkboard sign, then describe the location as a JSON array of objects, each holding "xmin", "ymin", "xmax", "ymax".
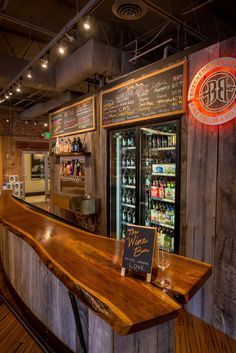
[
  {"xmin": 121, "ymin": 225, "xmax": 156, "ymax": 282},
  {"xmin": 51, "ymin": 96, "xmax": 95, "ymax": 138},
  {"xmin": 101, "ymin": 60, "xmax": 187, "ymax": 128}
]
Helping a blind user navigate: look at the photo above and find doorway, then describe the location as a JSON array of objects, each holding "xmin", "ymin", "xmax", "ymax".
[{"xmin": 22, "ymin": 151, "xmax": 50, "ymax": 210}]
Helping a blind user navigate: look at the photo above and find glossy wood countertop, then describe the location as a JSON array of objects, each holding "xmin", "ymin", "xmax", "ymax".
[{"xmin": 0, "ymin": 193, "xmax": 212, "ymax": 335}]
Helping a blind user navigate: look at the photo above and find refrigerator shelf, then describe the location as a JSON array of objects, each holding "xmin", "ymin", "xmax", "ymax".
[
  {"xmin": 121, "ymin": 146, "xmax": 136, "ymax": 150},
  {"xmin": 121, "ymin": 185, "xmax": 136, "ymax": 189},
  {"xmin": 148, "ymin": 147, "xmax": 176, "ymax": 151},
  {"xmin": 152, "ymin": 173, "xmax": 175, "ymax": 177},
  {"xmin": 121, "ymin": 221, "xmax": 135, "ymax": 226},
  {"xmin": 150, "ymin": 221, "xmax": 175, "ymax": 229},
  {"xmin": 151, "ymin": 197, "xmax": 175, "ymax": 203},
  {"xmin": 121, "ymin": 203, "xmax": 136, "ymax": 209},
  {"xmin": 121, "ymin": 166, "xmax": 136, "ymax": 169}
]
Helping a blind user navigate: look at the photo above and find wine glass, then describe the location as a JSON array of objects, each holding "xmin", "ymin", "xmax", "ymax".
[{"xmin": 154, "ymin": 250, "xmax": 172, "ymax": 289}]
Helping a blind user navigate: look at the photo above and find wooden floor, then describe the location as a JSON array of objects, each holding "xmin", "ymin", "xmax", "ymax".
[{"xmin": 0, "ymin": 271, "xmax": 235, "ymax": 353}]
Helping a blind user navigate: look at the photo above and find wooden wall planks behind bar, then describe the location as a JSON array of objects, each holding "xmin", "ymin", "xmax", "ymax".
[{"xmin": 184, "ymin": 37, "xmax": 236, "ymax": 339}]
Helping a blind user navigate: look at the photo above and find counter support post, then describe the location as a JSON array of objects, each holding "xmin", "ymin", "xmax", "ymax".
[{"xmin": 68, "ymin": 291, "xmax": 88, "ymax": 353}]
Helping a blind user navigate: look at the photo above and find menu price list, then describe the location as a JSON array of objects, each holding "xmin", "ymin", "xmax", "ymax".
[
  {"xmin": 51, "ymin": 97, "xmax": 95, "ymax": 137},
  {"xmin": 101, "ymin": 61, "xmax": 185, "ymax": 127}
]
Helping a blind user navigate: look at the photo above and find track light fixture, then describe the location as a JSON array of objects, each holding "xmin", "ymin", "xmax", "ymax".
[
  {"xmin": 58, "ymin": 43, "xmax": 65, "ymax": 55},
  {"xmin": 27, "ymin": 69, "xmax": 32, "ymax": 78},
  {"xmin": 65, "ymin": 32, "xmax": 75, "ymax": 42},
  {"xmin": 83, "ymin": 17, "xmax": 91, "ymax": 30},
  {"xmin": 15, "ymin": 80, "xmax": 22, "ymax": 92}
]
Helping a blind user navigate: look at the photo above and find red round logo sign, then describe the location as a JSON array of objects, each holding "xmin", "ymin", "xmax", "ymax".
[{"xmin": 188, "ymin": 57, "xmax": 236, "ymax": 125}]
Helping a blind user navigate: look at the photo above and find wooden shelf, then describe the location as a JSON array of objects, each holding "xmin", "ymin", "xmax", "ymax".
[{"xmin": 51, "ymin": 151, "xmax": 91, "ymax": 157}]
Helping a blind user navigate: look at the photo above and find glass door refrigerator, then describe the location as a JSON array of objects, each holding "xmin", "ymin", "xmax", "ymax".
[{"xmin": 108, "ymin": 120, "xmax": 179, "ymax": 253}]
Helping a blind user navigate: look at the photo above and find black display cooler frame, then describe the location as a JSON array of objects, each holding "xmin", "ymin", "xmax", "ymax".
[{"xmin": 107, "ymin": 116, "xmax": 181, "ymax": 254}]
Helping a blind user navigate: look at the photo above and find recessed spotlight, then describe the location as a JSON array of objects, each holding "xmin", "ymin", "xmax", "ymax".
[
  {"xmin": 24, "ymin": 120, "xmax": 28, "ymax": 125},
  {"xmin": 44, "ymin": 122, "xmax": 48, "ymax": 127},
  {"xmin": 5, "ymin": 94, "xmax": 9, "ymax": 99},
  {"xmin": 34, "ymin": 121, "xmax": 37, "ymax": 126},
  {"xmin": 9, "ymin": 90, "xmax": 13, "ymax": 96},
  {"xmin": 16, "ymin": 86, "xmax": 21, "ymax": 92},
  {"xmin": 6, "ymin": 118, "xmax": 10, "ymax": 123}
]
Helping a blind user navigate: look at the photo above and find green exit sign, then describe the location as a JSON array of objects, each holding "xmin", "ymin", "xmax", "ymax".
[{"xmin": 45, "ymin": 131, "xmax": 50, "ymax": 139}]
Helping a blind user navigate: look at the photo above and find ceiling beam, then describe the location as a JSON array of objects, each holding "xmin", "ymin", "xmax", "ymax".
[
  {"xmin": 142, "ymin": 0, "xmax": 207, "ymax": 41},
  {"xmin": 0, "ymin": 13, "xmax": 56, "ymax": 38}
]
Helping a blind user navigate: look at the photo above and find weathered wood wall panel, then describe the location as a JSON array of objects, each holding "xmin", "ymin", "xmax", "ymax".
[
  {"xmin": 0, "ymin": 226, "xmax": 86, "ymax": 353},
  {"xmin": 89, "ymin": 311, "xmax": 175, "ymax": 353},
  {"xmin": 213, "ymin": 33, "xmax": 236, "ymax": 339},
  {"xmin": 185, "ymin": 37, "xmax": 236, "ymax": 339}
]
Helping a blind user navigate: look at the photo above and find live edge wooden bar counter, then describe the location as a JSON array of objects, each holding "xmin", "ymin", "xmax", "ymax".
[{"xmin": 0, "ymin": 193, "xmax": 212, "ymax": 353}]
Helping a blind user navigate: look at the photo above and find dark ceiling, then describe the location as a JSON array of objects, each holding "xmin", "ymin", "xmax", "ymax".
[{"xmin": 0, "ymin": 0, "xmax": 235, "ymax": 113}]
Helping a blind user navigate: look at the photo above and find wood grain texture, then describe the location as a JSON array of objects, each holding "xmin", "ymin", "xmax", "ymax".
[
  {"xmin": 213, "ymin": 119, "xmax": 236, "ymax": 338},
  {"xmin": 185, "ymin": 37, "xmax": 236, "ymax": 340},
  {"xmin": 0, "ymin": 193, "xmax": 211, "ymax": 336},
  {"xmin": 185, "ymin": 42, "xmax": 219, "ymax": 324},
  {"xmin": 89, "ymin": 310, "xmax": 174, "ymax": 353},
  {"xmin": 0, "ymin": 228, "xmax": 81, "ymax": 352}
]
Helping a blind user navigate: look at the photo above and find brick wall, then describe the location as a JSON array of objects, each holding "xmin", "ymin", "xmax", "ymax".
[{"xmin": 0, "ymin": 109, "xmax": 49, "ymax": 182}]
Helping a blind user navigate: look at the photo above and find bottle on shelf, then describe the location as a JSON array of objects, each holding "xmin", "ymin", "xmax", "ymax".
[
  {"xmin": 128, "ymin": 172, "xmax": 133, "ymax": 185},
  {"xmin": 122, "ymin": 191, "xmax": 126, "ymax": 204},
  {"xmin": 164, "ymin": 229, "xmax": 171, "ymax": 251},
  {"xmin": 127, "ymin": 209, "xmax": 132, "ymax": 223},
  {"xmin": 126, "ymin": 154, "xmax": 131, "ymax": 167},
  {"xmin": 122, "ymin": 154, "xmax": 126, "ymax": 167},
  {"xmin": 131, "ymin": 191, "xmax": 136, "ymax": 205},
  {"xmin": 132, "ymin": 210, "xmax": 136, "ymax": 224},
  {"xmin": 170, "ymin": 230, "xmax": 175, "ymax": 252},
  {"xmin": 122, "ymin": 172, "xmax": 128, "ymax": 185},
  {"xmin": 130, "ymin": 154, "xmax": 135, "ymax": 167},
  {"xmin": 122, "ymin": 208, "xmax": 127, "ymax": 222}
]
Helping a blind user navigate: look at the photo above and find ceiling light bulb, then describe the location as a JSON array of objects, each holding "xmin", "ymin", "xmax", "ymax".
[
  {"xmin": 16, "ymin": 86, "xmax": 21, "ymax": 92},
  {"xmin": 6, "ymin": 118, "xmax": 10, "ymax": 123},
  {"xmin": 58, "ymin": 46, "xmax": 65, "ymax": 55},
  {"xmin": 34, "ymin": 121, "xmax": 37, "ymax": 126},
  {"xmin": 44, "ymin": 122, "xmax": 48, "ymax": 127},
  {"xmin": 83, "ymin": 21, "xmax": 90, "ymax": 30},
  {"xmin": 9, "ymin": 91, "xmax": 12, "ymax": 96},
  {"xmin": 27, "ymin": 69, "xmax": 32, "ymax": 78},
  {"xmin": 5, "ymin": 94, "xmax": 9, "ymax": 99}
]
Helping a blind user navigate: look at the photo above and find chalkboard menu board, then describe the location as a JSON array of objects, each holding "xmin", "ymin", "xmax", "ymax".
[
  {"xmin": 101, "ymin": 60, "xmax": 187, "ymax": 128},
  {"xmin": 51, "ymin": 96, "xmax": 95, "ymax": 137},
  {"xmin": 121, "ymin": 225, "xmax": 155, "ymax": 280}
]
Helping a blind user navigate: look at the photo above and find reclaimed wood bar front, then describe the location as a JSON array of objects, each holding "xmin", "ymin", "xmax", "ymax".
[{"xmin": 0, "ymin": 193, "xmax": 212, "ymax": 353}]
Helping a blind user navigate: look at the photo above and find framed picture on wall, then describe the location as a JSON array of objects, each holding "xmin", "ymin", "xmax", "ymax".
[{"xmin": 31, "ymin": 154, "xmax": 45, "ymax": 179}]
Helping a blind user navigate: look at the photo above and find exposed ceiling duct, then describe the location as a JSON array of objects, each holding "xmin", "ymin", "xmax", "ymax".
[{"xmin": 20, "ymin": 39, "xmax": 125, "ymax": 118}]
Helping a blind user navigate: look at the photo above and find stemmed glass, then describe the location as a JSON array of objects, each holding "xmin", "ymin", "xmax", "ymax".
[{"xmin": 154, "ymin": 250, "xmax": 172, "ymax": 289}]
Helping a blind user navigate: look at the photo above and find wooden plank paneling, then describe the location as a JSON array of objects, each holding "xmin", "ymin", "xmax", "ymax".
[
  {"xmin": 185, "ymin": 43, "xmax": 219, "ymax": 324},
  {"xmin": 211, "ymin": 36, "xmax": 236, "ymax": 339},
  {"xmin": 213, "ymin": 98, "xmax": 236, "ymax": 338}
]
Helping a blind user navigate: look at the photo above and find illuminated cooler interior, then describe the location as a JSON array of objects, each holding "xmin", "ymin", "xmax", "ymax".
[{"xmin": 109, "ymin": 121, "xmax": 179, "ymax": 253}]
